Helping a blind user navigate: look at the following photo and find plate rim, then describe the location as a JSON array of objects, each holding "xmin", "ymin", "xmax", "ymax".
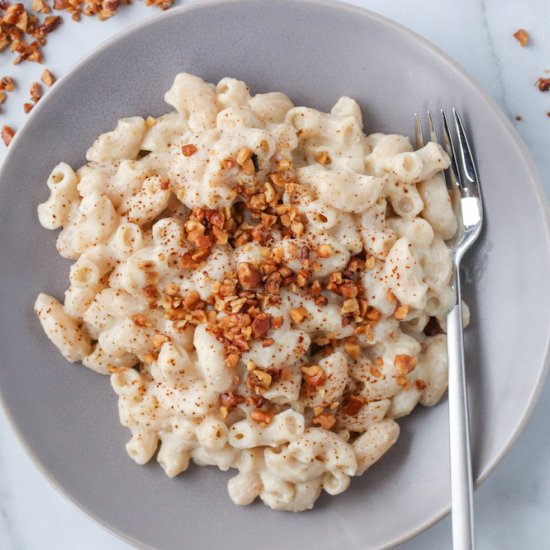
[{"xmin": 1, "ymin": 0, "xmax": 549, "ymax": 548}]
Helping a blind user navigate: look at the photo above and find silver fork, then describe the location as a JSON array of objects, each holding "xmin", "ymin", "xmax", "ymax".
[{"xmin": 415, "ymin": 109, "xmax": 483, "ymax": 550}]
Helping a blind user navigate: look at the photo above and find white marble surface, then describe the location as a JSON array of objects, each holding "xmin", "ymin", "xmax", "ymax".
[{"xmin": 0, "ymin": 0, "xmax": 549, "ymax": 548}]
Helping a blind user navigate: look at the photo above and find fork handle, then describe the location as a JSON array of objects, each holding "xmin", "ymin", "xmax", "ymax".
[{"xmin": 447, "ymin": 266, "xmax": 475, "ymax": 550}]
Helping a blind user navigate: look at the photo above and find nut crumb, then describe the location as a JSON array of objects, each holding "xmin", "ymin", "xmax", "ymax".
[
  {"xmin": 182, "ymin": 144, "xmax": 197, "ymax": 156},
  {"xmin": 513, "ymin": 28, "xmax": 529, "ymax": 47},
  {"xmin": 0, "ymin": 76, "xmax": 15, "ymax": 92},
  {"xmin": 30, "ymin": 81, "xmax": 43, "ymax": 102},
  {"xmin": 1, "ymin": 125, "xmax": 15, "ymax": 146},
  {"xmin": 41, "ymin": 68, "xmax": 55, "ymax": 87}
]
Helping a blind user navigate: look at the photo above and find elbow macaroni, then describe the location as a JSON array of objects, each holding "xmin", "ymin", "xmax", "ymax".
[{"xmin": 35, "ymin": 74, "xmax": 463, "ymax": 512}]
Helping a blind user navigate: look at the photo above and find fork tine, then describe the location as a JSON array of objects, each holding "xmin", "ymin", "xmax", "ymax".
[
  {"xmin": 414, "ymin": 113, "xmax": 424, "ymax": 148},
  {"xmin": 427, "ymin": 110, "xmax": 437, "ymax": 143},
  {"xmin": 441, "ymin": 110, "xmax": 461, "ymax": 191},
  {"xmin": 452, "ymin": 108, "xmax": 481, "ymax": 197}
]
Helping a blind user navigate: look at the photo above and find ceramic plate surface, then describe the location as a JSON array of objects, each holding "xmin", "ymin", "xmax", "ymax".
[{"xmin": 0, "ymin": 1, "xmax": 549, "ymax": 548}]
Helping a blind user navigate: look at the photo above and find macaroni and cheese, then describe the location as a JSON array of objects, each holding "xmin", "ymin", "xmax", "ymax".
[{"xmin": 35, "ymin": 73, "xmax": 465, "ymax": 511}]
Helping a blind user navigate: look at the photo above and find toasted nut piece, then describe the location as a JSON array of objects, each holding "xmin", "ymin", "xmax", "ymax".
[
  {"xmin": 182, "ymin": 143, "xmax": 197, "ymax": 156},
  {"xmin": 32, "ymin": 0, "xmax": 51, "ymax": 13},
  {"xmin": 312, "ymin": 413, "xmax": 336, "ymax": 430},
  {"xmin": 264, "ymin": 182, "xmax": 276, "ymax": 203},
  {"xmin": 131, "ymin": 314, "xmax": 151, "ymax": 327},
  {"xmin": 343, "ymin": 337, "xmax": 361, "ymax": 360},
  {"xmin": 513, "ymin": 28, "xmax": 528, "ymax": 47},
  {"xmin": 316, "ymin": 244, "xmax": 333, "ymax": 258},
  {"xmin": 226, "ymin": 353, "xmax": 240, "ymax": 368},
  {"xmin": 315, "ymin": 150, "xmax": 332, "ymax": 165},
  {"xmin": 394, "ymin": 304, "xmax": 409, "ymax": 321},
  {"xmin": 250, "ymin": 409, "xmax": 274, "ymax": 425},
  {"xmin": 183, "ymin": 291, "xmax": 202, "ymax": 310},
  {"xmin": 394, "ymin": 354, "xmax": 417, "ymax": 375},
  {"xmin": 271, "ymin": 316, "xmax": 284, "ymax": 330},
  {"xmin": 340, "ymin": 394, "xmax": 364, "ymax": 416},
  {"xmin": 290, "ymin": 221, "xmax": 305, "ymax": 237},
  {"xmin": 264, "ymin": 272, "xmax": 282, "ymax": 294},
  {"xmin": 23, "ymin": 102, "xmax": 33, "ymax": 113},
  {"xmin": 2, "ymin": 125, "xmax": 15, "ymax": 146},
  {"xmin": 237, "ymin": 262, "xmax": 261, "ymax": 289},
  {"xmin": 366, "ymin": 308, "xmax": 381, "ymax": 322},
  {"xmin": 301, "ymin": 365, "xmax": 325, "ymax": 387},
  {"xmin": 153, "ymin": 334, "xmax": 169, "ymax": 348},
  {"xmin": 0, "ymin": 92, "xmax": 6, "ymax": 104},
  {"xmin": 41, "ymin": 68, "xmax": 56, "ymax": 87},
  {"xmin": 251, "ymin": 314, "xmax": 271, "ymax": 338},
  {"xmin": 340, "ymin": 280, "xmax": 358, "ymax": 299},
  {"xmin": 241, "ymin": 157, "xmax": 255, "ymax": 176},
  {"xmin": 289, "ymin": 306, "xmax": 309, "ymax": 324},
  {"xmin": 30, "ymin": 81, "xmax": 43, "ymax": 102},
  {"xmin": 341, "ymin": 298, "xmax": 359, "ymax": 315},
  {"xmin": 249, "ymin": 369, "xmax": 273, "ymax": 392},
  {"xmin": 0, "ymin": 77, "xmax": 15, "ymax": 92},
  {"xmin": 236, "ymin": 147, "xmax": 252, "ymax": 165}
]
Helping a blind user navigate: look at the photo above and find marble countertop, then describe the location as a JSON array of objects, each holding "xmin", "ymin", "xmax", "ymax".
[{"xmin": 1, "ymin": 0, "xmax": 549, "ymax": 548}]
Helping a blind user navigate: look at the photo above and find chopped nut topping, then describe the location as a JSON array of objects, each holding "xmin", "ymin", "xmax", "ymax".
[
  {"xmin": 315, "ymin": 150, "xmax": 332, "ymax": 165},
  {"xmin": 30, "ymin": 81, "xmax": 43, "ymax": 102},
  {"xmin": 312, "ymin": 412, "xmax": 336, "ymax": 430},
  {"xmin": 343, "ymin": 337, "xmax": 361, "ymax": 360},
  {"xmin": 394, "ymin": 354, "xmax": 417, "ymax": 375},
  {"xmin": 536, "ymin": 77, "xmax": 550, "ymax": 92},
  {"xmin": 152, "ymin": 334, "xmax": 169, "ymax": 348},
  {"xmin": 236, "ymin": 147, "xmax": 252, "ymax": 165},
  {"xmin": 341, "ymin": 298, "xmax": 359, "ymax": 315},
  {"xmin": 41, "ymin": 68, "xmax": 55, "ymax": 86},
  {"xmin": 182, "ymin": 143, "xmax": 197, "ymax": 156},
  {"xmin": 339, "ymin": 280, "xmax": 358, "ymax": 299},
  {"xmin": 1, "ymin": 125, "xmax": 15, "ymax": 146},
  {"xmin": 250, "ymin": 408, "xmax": 274, "ymax": 425},
  {"xmin": 289, "ymin": 306, "xmax": 309, "ymax": 324},
  {"xmin": 247, "ymin": 369, "xmax": 273, "ymax": 394},
  {"xmin": 32, "ymin": 0, "xmax": 51, "ymax": 14},
  {"xmin": 131, "ymin": 314, "xmax": 151, "ymax": 327},
  {"xmin": 340, "ymin": 394, "xmax": 364, "ymax": 416},
  {"xmin": 316, "ymin": 244, "xmax": 333, "ymax": 258},
  {"xmin": 394, "ymin": 304, "xmax": 409, "ymax": 321},
  {"xmin": 251, "ymin": 314, "xmax": 271, "ymax": 338},
  {"xmin": 513, "ymin": 28, "xmax": 529, "ymax": 47},
  {"xmin": 23, "ymin": 102, "xmax": 33, "ymax": 113},
  {"xmin": 219, "ymin": 390, "xmax": 245, "ymax": 409},
  {"xmin": 0, "ymin": 92, "xmax": 6, "ymax": 104},
  {"xmin": 0, "ymin": 76, "xmax": 15, "ymax": 92},
  {"xmin": 237, "ymin": 262, "xmax": 261, "ymax": 289},
  {"xmin": 301, "ymin": 365, "xmax": 325, "ymax": 387}
]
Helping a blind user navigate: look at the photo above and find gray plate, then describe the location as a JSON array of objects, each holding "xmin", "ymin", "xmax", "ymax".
[{"xmin": 0, "ymin": 1, "xmax": 549, "ymax": 549}]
